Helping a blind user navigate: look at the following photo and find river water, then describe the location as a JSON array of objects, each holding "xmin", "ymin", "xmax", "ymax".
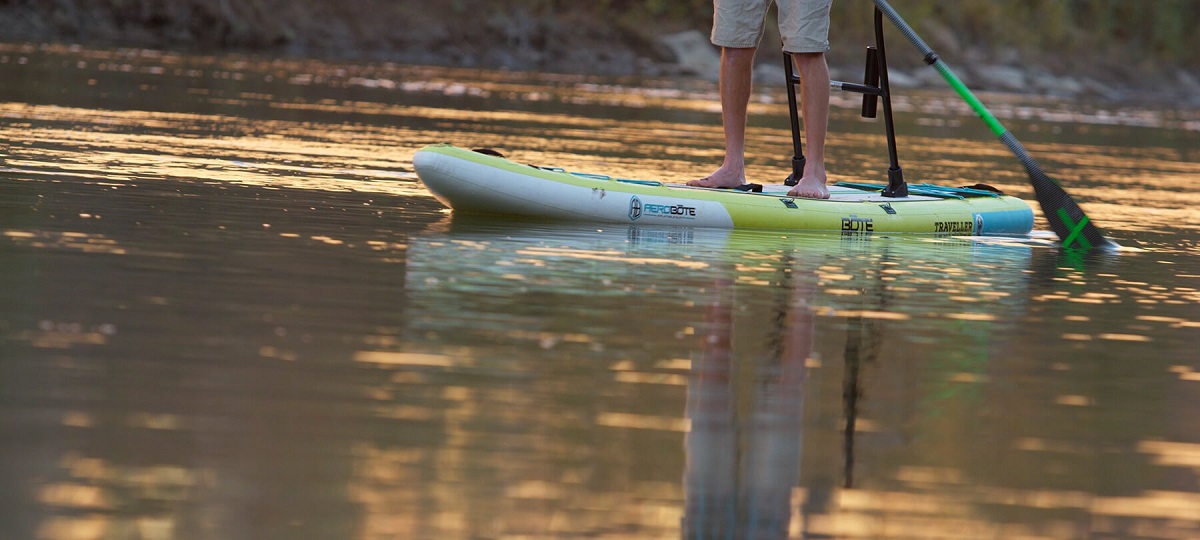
[{"xmin": 1, "ymin": 43, "xmax": 1198, "ymax": 539}]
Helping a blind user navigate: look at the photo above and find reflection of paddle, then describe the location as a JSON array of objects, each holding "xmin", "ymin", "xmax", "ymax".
[{"xmin": 872, "ymin": 0, "xmax": 1114, "ymax": 252}]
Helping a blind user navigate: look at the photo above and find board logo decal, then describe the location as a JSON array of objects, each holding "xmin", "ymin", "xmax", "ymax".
[
  {"xmin": 630, "ymin": 196, "xmax": 696, "ymax": 221},
  {"xmin": 934, "ymin": 221, "xmax": 974, "ymax": 233},
  {"xmin": 644, "ymin": 202, "xmax": 697, "ymax": 219},
  {"xmin": 842, "ymin": 215, "xmax": 874, "ymax": 233}
]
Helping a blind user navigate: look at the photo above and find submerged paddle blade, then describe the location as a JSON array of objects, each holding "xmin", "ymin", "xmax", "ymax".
[{"xmin": 1018, "ymin": 151, "xmax": 1113, "ymax": 251}]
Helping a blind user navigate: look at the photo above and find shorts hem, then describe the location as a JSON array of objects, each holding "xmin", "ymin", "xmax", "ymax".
[
  {"xmin": 711, "ymin": 38, "xmax": 762, "ymax": 49},
  {"xmin": 782, "ymin": 45, "xmax": 830, "ymax": 54}
]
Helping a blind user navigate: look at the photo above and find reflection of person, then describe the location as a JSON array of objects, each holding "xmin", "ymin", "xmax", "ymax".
[
  {"xmin": 682, "ymin": 269, "xmax": 816, "ymax": 538},
  {"xmin": 688, "ymin": 0, "xmax": 832, "ymax": 199}
]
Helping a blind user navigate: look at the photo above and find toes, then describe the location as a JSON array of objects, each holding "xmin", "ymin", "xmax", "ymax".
[
  {"xmin": 688, "ymin": 176, "xmax": 746, "ymax": 189},
  {"xmin": 787, "ymin": 189, "xmax": 830, "ymax": 200}
]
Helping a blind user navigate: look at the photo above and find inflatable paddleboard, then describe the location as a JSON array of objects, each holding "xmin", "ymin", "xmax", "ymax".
[{"xmin": 413, "ymin": 144, "xmax": 1034, "ymax": 236}]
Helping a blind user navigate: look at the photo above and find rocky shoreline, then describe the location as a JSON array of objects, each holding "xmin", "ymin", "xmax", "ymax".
[
  {"xmin": 649, "ymin": 31, "xmax": 1200, "ymax": 108},
  {"xmin": 1, "ymin": 1, "xmax": 1197, "ymax": 108}
]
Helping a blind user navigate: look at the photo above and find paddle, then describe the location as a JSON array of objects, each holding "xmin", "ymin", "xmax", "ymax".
[{"xmin": 871, "ymin": 0, "xmax": 1114, "ymax": 251}]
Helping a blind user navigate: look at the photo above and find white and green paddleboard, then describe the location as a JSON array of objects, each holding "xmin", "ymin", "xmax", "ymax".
[{"xmin": 413, "ymin": 144, "xmax": 1034, "ymax": 236}]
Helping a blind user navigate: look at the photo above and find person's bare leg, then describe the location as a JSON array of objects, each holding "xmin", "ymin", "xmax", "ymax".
[
  {"xmin": 688, "ymin": 47, "xmax": 756, "ymax": 188},
  {"xmin": 787, "ymin": 52, "xmax": 830, "ymax": 199}
]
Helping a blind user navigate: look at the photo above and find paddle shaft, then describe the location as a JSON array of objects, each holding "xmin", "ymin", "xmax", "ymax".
[
  {"xmin": 872, "ymin": 0, "xmax": 1112, "ymax": 250},
  {"xmin": 871, "ymin": 1, "xmax": 1006, "ymax": 136}
]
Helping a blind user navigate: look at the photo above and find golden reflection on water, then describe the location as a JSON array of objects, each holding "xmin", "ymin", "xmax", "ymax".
[
  {"xmin": 3, "ymin": 44, "xmax": 1199, "ymax": 540},
  {"xmin": 6, "ymin": 225, "xmax": 1197, "ymax": 539},
  {"xmin": 2, "ymin": 229, "xmax": 126, "ymax": 255},
  {"xmin": 4, "ymin": 43, "xmax": 1197, "ymax": 240},
  {"xmin": 1, "ymin": 103, "xmax": 427, "ymax": 197}
]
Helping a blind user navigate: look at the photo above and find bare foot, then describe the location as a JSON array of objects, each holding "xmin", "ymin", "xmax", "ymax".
[
  {"xmin": 687, "ymin": 165, "xmax": 746, "ymax": 189},
  {"xmin": 787, "ymin": 175, "xmax": 830, "ymax": 199}
]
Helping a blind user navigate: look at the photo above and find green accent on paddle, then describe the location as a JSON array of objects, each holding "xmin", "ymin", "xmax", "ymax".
[
  {"xmin": 933, "ymin": 63, "xmax": 1007, "ymax": 138},
  {"xmin": 1057, "ymin": 208, "xmax": 1093, "ymax": 250}
]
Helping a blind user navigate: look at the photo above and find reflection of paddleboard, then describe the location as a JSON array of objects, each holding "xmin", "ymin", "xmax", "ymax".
[
  {"xmin": 413, "ymin": 144, "xmax": 1035, "ymax": 235},
  {"xmin": 402, "ymin": 221, "xmax": 1035, "ymax": 310}
]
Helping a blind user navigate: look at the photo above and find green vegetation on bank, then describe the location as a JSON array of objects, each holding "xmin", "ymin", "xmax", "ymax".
[
  {"xmin": 841, "ymin": 0, "xmax": 1199, "ymax": 68},
  {"xmin": 1, "ymin": 0, "xmax": 1196, "ymax": 73},
  {"xmin": 594, "ymin": 0, "xmax": 1199, "ymax": 69}
]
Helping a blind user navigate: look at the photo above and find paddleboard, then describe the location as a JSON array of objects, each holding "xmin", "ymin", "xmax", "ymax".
[{"xmin": 413, "ymin": 144, "xmax": 1034, "ymax": 236}]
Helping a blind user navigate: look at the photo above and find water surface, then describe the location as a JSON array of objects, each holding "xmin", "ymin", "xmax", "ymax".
[{"xmin": 1, "ymin": 43, "xmax": 1198, "ymax": 539}]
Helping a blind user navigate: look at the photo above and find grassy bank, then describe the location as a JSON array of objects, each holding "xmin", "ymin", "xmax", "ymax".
[{"xmin": 1, "ymin": 0, "xmax": 1196, "ymax": 87}]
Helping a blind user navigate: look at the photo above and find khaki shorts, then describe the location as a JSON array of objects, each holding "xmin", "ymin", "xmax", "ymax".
[{"xmin": 711, "ymin": 0, "xmax": 832, "ymax": 53}]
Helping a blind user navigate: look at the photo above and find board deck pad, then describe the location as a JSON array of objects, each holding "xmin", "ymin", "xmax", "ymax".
[{"xmin": 662, "ymin": 182, "xmax": 946, "ymax": 202}]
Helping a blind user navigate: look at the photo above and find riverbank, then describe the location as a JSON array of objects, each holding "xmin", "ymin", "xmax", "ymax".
[{"xmin": 2, "ymin": 0, "xmax": 1197, "ymax": 107}]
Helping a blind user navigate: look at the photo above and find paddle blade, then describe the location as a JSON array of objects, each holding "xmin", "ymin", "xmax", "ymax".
[{"xmin": 1005, "ymin": 133, "xmax": 1113, "ymax": 250}]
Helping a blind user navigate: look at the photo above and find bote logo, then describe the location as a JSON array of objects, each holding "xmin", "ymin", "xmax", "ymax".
[
  {"xmin": 841, "ymin": 215, "xmax": 874, "ymax": 232},
  {"xmin": 628, "ymin": 196, "xmax": 643, "ymax": 221}
]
